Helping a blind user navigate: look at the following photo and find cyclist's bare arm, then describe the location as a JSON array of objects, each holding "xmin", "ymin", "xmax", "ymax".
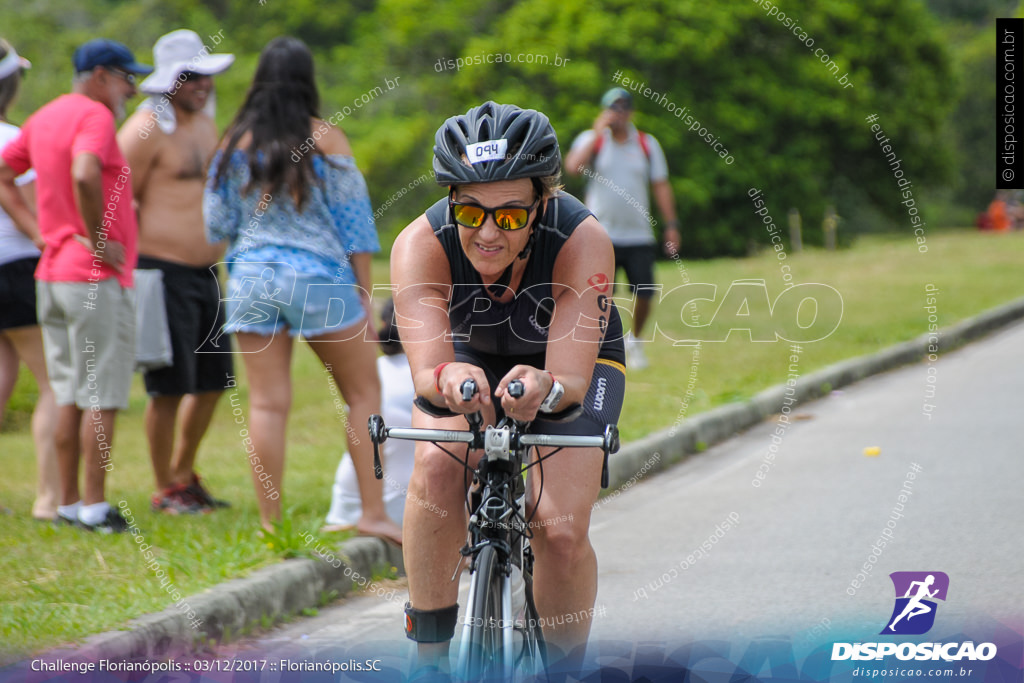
[
  {"xmin": 391, "ymin": 215, "xmax": 491, "ymax": 414},
  {"xmin": 499, "ymin": 216, "xmax": 614, "ymax": 420}
]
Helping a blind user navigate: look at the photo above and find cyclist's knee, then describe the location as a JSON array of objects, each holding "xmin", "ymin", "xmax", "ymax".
[
  {"xmin": 532, "ymin": 517, "xmax": 590, "ymax": 563},
  {"xmin": 409, "ymin": 445, "xmax": 466, "ymax": 500}
]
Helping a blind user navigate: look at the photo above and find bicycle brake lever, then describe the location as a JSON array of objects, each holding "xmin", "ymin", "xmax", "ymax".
[
  {"xmin": 368, "ymin": 415, "xmax": 386, "ymax": 479},
  {"xmin": 600, "ymin": 424, "xmax": 620, "ymax": 489},
  {"xmin": 460, "ymin": 378, "xmax": 477, "ymax": 402}
]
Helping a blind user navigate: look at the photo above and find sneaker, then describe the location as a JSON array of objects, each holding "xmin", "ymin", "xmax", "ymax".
[
  {"xmin": 152, "ymin": 483, "xmax": 205, "ymax": 515},
  {"xmin": 625, "ymin": 333, "xmax": 649, "ymax": 370},
  {"xmin": 185, "ymin": 473, "xmax": 230, "ymax": 509},
  {"xmin": 631, "ymin": 343, "xmax": 649, "ymax": 369},
  {"xmin": 54, "ymin": 511, "xmax": 83, "ymax": 528},
  {"xmin": 80, "ymin": 507, "xmax": 135, "ymax": 534}
]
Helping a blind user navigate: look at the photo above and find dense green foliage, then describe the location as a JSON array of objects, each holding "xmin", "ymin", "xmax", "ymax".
[{"xmin": 0, "ymin": 0, "xmax": 1005, "ymax": 256}]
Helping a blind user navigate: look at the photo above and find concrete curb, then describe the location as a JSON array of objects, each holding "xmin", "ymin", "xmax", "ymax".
[
  {"xmin": 43, "ymin": 296, "xmax": 1024, "ymax": 663},
  {"xmin": 47, "ymin": 537, "xmax": 403, "ymax": 664}
]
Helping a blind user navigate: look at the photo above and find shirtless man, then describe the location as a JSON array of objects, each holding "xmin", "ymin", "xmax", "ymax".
[{"xmin": 118, "ymin": 29, "xmax": 235, "ymax": 514}]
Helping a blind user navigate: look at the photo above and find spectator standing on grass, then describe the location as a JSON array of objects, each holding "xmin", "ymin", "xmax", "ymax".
[
  {"xmin": 0, "ymin": 39, "xmax": 151, "ymax": 533},
  {"xmin": 323, "ymin": 298, "xmax": 415, "ymax": 531},
  {"xmin": 986, "ymin": 192, "xmax": 1011, "ymax": 233},
  {"xmin": 565, "ymin": 87, "xmax": 680, "ymax": 369},
  {"xmin": 118, "ymin": 29, "xmax": 235, "ymax": 515},
  {"xmin": 0, "ymin": 38, "xmax": 59, "ymax": 521},
  {"xmin": 204, "ymin": 36, "xmax": 401, "ymax": 544}
]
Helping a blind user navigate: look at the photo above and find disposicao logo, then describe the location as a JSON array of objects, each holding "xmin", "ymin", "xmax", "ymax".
[
  {"xmin": 882, "ymin": 571, "xmax": 948, "ymax": 635},
  {"xmin": 832, "ymin": 571, "xmax": 998, "ymax": 662}
]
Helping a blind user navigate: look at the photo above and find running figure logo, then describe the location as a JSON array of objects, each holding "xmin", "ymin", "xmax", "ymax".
[
  {"xmin": 881, "ymin": 571, "xmax": 949, "ymax": 635},
  {"xmin": 199, "ymin": 262, "xmax": 294, "ymax": 353}
]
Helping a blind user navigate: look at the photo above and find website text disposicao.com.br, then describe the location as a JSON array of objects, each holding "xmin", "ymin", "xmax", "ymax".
[{"xmin": 434, "ymin": 52, "xmax": 570, "ymax": 72}]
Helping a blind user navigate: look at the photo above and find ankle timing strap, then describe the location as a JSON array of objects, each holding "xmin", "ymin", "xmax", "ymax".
[{"xmin": 404, "ymin": 602, "xmax": 460, "ymax": 643}]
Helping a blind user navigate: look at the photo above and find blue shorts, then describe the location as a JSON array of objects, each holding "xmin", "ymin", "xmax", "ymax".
[{"xmin": 224, "ymin": 261, "xmax": 366, "ymax": 338}]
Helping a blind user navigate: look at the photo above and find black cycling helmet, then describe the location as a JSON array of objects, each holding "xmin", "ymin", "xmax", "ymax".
[{"xmin": 433, "ymin": 101, "xmax": 561, "ymax": 185}]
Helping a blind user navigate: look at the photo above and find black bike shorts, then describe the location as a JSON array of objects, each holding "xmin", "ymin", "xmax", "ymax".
[
  {"xmin": 453, "ymin": 344, "xmax": 625, "ymax": 437},
  {"xmin": 0, "ymin": 257, "xmax": 39, "ymax": 330},
  {"xmin": 137, "ymin": 256, "xmax": 234, "ymax": 396},
  {"xmin": 612, "ymin": 244, "xmax": 657, "ymax": 300}
]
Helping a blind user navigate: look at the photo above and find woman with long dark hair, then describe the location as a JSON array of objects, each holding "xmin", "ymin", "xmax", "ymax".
[{"xmin": 204, "ymin": 37, "xmax": 400, "ymax": 543}]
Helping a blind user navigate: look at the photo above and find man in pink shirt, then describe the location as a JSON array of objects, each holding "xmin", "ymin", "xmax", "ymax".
[{"xmin": 0, "ymin": 39, "xmax": 151, "ymax": 533}]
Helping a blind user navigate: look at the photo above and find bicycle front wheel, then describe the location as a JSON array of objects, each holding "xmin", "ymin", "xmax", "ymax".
[
  {"xmin": 457, "ymin": 544, "xmax": 512, "ymax": 680},
  {"xmin": 518, "ymin": 568, "xmax": 547, "ymax": 675}
]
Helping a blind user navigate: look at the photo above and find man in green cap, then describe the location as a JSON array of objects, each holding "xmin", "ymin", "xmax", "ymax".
[{"xmin": 566, "ymin": 87, "xmax": 680, "ymax": 369}]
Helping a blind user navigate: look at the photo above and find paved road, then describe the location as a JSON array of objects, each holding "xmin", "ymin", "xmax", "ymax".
[{"xmin": 222, "ymin": 322, "xmax": 1024, "ymax": 671}]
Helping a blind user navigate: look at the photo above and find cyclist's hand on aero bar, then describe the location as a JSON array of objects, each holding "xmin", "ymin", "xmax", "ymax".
[
  {"xmin": 436, "ymin": 362, "xmax": 491, "ymax": 413},
  {"xmin": 496, "ymin": 365, "xmax": 553, "ymax": 422}
]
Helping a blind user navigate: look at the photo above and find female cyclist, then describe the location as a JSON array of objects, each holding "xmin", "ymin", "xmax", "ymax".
[{"xmin": 391, "ymin": 101, "xmax": 626, "ymax": 671}]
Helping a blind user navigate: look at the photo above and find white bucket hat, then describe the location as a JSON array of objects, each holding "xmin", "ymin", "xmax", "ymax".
[
  {"xmin": 0, "ymin": 45, "xmax": 31, "ymax": 80},
  {"xmin": 139, "ymin": 29, "xmax": 233, "ymax": 95}
]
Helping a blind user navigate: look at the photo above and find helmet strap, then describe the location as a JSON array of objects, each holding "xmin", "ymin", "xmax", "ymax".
[{"xmin": 515, "ymin": 190, "xmax": 544, "ymax": 261}]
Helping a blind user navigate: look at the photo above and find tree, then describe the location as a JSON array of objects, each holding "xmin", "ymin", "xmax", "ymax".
[
  {"xmin": 1, "ymin": 0, "xmax": 960, "ymax": 257},
  {"xmin": 438, "ymin": 0, "xmax": 956, "ymax": 255}
]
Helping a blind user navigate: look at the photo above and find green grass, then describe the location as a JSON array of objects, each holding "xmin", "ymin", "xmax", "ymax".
[
  {"xmin": 1, "ymin": 228, "xmax": 1022, "ymax": 661},
  {"xmin": 617, "ymin": 229, "xmax": 1024, "ymax": 441}
]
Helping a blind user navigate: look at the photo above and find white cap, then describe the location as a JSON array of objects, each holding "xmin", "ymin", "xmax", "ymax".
[
  {"xmin": 0, "ymin": 45, "xmax": 31, "ymax": 80},
  {"xmin": 139, "ymin": 29, "xmax": 233, "ymax": 95}
]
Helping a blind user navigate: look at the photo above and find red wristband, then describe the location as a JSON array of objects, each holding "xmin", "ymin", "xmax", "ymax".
[{"xmin": 434, "ymin": 362, "xmax": 453, "ymax": 394}]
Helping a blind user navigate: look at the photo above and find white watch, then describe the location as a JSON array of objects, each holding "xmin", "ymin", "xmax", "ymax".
[{"xmin": 539, "ymin": 377, "xmax": 565, "ymax": 413}]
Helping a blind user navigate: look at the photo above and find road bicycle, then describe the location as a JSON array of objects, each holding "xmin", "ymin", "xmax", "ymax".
[{"xmin": 369, "ymin": 378, "xmax": 619, "ymax": 680}]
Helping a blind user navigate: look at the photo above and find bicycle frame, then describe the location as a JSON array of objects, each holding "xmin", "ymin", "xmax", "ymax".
[{"xmin": 368, "ymin": 387, "xmax": 619, "ymax": 679}]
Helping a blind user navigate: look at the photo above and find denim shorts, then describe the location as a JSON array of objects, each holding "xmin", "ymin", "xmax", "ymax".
[{"xmin": 224, "ymin": 261, "xmax": 366, "ymax": 338}]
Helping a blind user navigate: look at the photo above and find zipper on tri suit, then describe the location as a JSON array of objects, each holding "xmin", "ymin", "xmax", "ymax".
[{"xmin": 498, "ymin": 314, "xmax": 509, "ymax": 355}]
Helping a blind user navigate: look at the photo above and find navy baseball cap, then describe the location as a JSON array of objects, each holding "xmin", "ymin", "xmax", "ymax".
[{"xmin": 73, "ymin": 39, "xmax": 153, "ymax": 75}]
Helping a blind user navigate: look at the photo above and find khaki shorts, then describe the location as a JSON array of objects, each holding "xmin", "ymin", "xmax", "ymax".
[{"xmin": 36, "ymin": 279, "xmax": 135, "ymax": 410}]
